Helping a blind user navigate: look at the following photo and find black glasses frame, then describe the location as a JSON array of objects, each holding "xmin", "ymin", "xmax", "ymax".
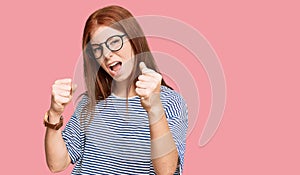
[{"xmin": 91, "ymin": 34, "xmax": 127, "ymax": 59}]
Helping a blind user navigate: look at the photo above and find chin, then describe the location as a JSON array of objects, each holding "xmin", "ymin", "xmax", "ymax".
[{"xmin": 112, "ymin": 74, "xmax": 131, "ymax": 82}]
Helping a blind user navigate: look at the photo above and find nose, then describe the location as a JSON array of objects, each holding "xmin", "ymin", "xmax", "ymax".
[{"xmin": 102, "ymin": 45, "xmax": 113, "ymax": 59}]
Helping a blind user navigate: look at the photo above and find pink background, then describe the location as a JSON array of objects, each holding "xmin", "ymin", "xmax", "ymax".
[{"xmin": 1, "ymin": 0, "xmax": 299, "ymax": 174}]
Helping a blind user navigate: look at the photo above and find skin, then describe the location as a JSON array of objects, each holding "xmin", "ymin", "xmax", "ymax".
[{"xmin": 44, "ymin": 26, "xmax": 178, "ymax": 174}]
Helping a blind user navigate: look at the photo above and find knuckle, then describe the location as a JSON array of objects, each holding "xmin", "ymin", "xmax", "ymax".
[
  {"xmin": 135, "ymin": 90, "xmax": 139, "ymax": 95},
  {"xmin": 157, "ymin": 74, "xmax": 162, "ymax": 80},
  {"xmin": 157, "ymin": 72, "xmax": 162, "ymax": 77},
  {"xmin": 135, "ymin": 87, "xmax": 141, "ymax": 93},
  {"xmin": 52, "ymin": 84, "xmax": 56, "ymax": 90},
  {"xmin": 55, "ymin": 79, "xmax": 62, "ymax": 84},
  {"xmin": 61, "ymin": 97, "xmax": 68, "ymax": 103},
  {"xmin": 67, "ymin": 85, "xmax": 72, "ymax": 91},
  {"xmin": 138, "ymin": 75, "xmax": 142, "ymax": 80},
  {"xmin": 156, "ymin": 74, "xmax": 162, "ymax": 80},
  {"xmin": 53, "ymin": 94, "xmax": 60, "ymax": 101},
  {"xmin": 135, "ymin": 81, "xmax": 140, "ymax": 86}
]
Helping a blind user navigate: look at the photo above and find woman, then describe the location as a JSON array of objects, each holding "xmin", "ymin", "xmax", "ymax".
[{"xmin": 44, "ymin": 5, "xmax": 188, "ymax": 174}]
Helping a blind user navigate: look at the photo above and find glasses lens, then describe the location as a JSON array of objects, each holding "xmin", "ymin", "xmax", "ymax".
[
  {"xmin": 92, "ymin": 45, "xmax": 103, "ymax": 59},
  {"xmin": 92, "ymin": 35, "xmax": 125, "ymax": 59},
  {"xmin": 107, "ymin": 36, "xmax": 123, "ymax": 51}
]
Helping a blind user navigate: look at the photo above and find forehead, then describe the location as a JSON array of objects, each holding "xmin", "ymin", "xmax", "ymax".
[{"xmin": 90, "ymin": 26, "xmax": 124, "ymax": 44}]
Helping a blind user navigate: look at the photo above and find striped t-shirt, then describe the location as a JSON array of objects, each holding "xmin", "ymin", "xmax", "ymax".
[{"xmin": 62, "ymin": 86, "xmax": 188, "ymax": 174}]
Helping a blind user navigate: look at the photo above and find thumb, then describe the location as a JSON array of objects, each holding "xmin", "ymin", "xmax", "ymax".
[
  {"xmin": 71, "ymin": 84, "xmax": 78, "ymax": 95},
  {"xmin": 139, "ymin": 62, "xmax": 147, "ymax": 73},
  {"xmin": 139, "ymin": 62, "xmax": 154, "ymax": 74}
]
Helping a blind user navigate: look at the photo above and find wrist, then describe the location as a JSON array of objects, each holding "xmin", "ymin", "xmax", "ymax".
[
  {"xmin": 44, "ymin": 111, "xmax": 64, "ymax": 130},
  {"xmin": 148, "ymin": 102, "xmax": 163, "ymax": 115},
  {"xmin": 148, "ymin": 102, "xmax": 164, "ymax": 125},
  {"xmin": 144, "ymin": 92, "xmax": 161, "ymax": 112},
  {"xmin": 48, "ymin": 109, "xmax": 62, "ymax": 124}
]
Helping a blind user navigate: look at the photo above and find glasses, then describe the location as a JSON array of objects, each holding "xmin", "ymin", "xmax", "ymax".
[{"xmin": 91, "ymin": 34, "xmax": 127, "ymax": 59}]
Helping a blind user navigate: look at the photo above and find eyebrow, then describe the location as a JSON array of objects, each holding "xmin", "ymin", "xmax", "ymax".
[
  {"xmin": 90, "ymin": 33, "xmax": 126, "ymax": 46},
  {"xmin": 90, "ymin": 38, "xmax": 105, "ymax": 46},
  {"xmin": 91, "ymin": 43, "xmax": 103, "ymax": 47}
]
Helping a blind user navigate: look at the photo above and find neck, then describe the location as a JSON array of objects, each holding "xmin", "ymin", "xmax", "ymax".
[{"xmin": 111, "ymin": 79, "xmax": 137, "ymax": 98}]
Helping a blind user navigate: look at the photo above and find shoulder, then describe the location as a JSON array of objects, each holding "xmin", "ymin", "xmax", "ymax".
[
  {"xmin": 160, "ymin": 86, "xmax": 185, "ymax": 105},
  {"xmin": 160, "ymin": 86, "xmax": 188, "ymax": 117},
  {"xmin": 73, "ymin": 92, "xmax": 90, "ymax": 115}
]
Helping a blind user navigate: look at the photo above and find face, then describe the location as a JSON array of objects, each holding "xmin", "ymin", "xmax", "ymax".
[{"xmin": 90, "ymin": 26, "xmax": 135, "ymax": 82}]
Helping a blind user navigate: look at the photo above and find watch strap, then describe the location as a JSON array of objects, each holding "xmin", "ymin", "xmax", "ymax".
[{"xmin": 43, "ymin": 111, "xmax": 63, "ymax": 130}]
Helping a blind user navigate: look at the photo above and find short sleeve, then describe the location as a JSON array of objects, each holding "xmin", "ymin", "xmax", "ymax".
[
  {"xmin": 163, "ymin": 91, "xmax": 188, "ymax": 174},
  {"xmin": 61, "ymin": 95, "xmax": 87, "ymax": 164}
]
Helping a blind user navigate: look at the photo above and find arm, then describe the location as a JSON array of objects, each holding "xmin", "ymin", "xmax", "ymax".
[
  {"xmin": 45, "ymin": 110, "xmax": 71, "ymax": 173},
  {"xmin": 44, "ymin": 79, "xmax": 76, "ymax": 173},
  {"xmin": 149, "ymin": 111, "xmax": 179, "ymax": 174},
  {"xmin": 136, "ymin": 62, "xmax": 179, "ymax": 174}
]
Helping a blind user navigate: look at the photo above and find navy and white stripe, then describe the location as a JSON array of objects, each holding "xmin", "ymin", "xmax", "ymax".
[{"xmin": 62, "ymin": 86, "xmax": 188, "ymax": 174}]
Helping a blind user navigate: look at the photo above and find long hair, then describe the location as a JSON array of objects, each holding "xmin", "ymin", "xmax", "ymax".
[{"xmin": 81, "ymin": 5, "xmax": 171, "ymax": 124}]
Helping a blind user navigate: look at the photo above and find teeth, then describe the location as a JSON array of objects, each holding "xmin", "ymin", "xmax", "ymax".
[
  {"xmin": 110, "ymin": 62, "xmax": 118, "ymax": 67},
  {"xmin": 109, "ymin": 61, "xmax": 121, "ymax": 71}
]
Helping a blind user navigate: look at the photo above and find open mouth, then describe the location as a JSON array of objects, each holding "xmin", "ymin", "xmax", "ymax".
[{"xmin": 107, "ymin": 61, "xmax": 122, "ymax": 76}]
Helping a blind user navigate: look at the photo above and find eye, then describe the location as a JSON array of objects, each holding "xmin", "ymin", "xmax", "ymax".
[
  {"xmin": 109, "ymin": 38, "xmax": 121, "ymax": 45},
  {"xmin": 93, "ymin": 46, "xmax": 102, "ymax": 53}
]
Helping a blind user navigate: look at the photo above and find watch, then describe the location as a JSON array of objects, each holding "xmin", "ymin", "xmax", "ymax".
[{"xmin": 43, "ymin": 111, "xmax": 63, "ymax": 130}]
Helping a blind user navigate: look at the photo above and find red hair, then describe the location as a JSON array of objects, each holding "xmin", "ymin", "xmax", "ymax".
[{"xmin": 81, "ymin": 5, "xmax": 171, "ymax": 123}]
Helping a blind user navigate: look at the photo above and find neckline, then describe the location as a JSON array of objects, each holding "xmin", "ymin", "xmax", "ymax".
[{"xmin": 110, "ymin": 93, "xmax": 139, "ymax": 100}]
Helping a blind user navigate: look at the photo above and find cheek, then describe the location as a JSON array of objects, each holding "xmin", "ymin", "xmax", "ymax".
[
  {"xmin": 119, "ymin": 43, "xmax": 134, "ymax": 61},
  {"xmin": 96, "ymin": 58, "xmax": 105, "ymax": 70},
  {"xmin": 100, "ymin": 62, "xmax": 108, "ymax": 72}
]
